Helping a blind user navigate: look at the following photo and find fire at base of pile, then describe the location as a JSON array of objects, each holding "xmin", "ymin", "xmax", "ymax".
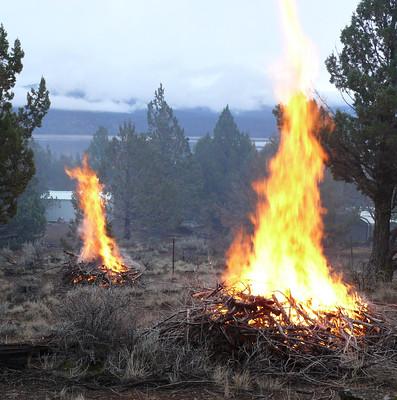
[
  {"xmin": 158, "ymin": 285, "xmax": 397, "ymax": 382},
  {"xmin": 63, "ymin": 252, "xmax": 142, "ymax": 287}
]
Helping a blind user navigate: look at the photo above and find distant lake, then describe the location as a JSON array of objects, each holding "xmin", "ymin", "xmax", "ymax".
[{"xmin": 33, "ymin": 134, "xmax": 272, "ymax": 155}]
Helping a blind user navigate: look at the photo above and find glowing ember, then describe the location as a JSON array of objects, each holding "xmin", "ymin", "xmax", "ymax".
[
  {"xmin": 224, "ymin": 0, "xmax": 361, "ymax": 315},
  {"xmin": 65, "ymin": 154, "xmax": 127, "ymax": 275}
]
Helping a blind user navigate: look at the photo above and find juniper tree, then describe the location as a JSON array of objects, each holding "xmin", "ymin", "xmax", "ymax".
[
  {"xmin": 0, "ymin": 177, "xmax": 47, "ymax": 245},
  {"xmin": 0, "ymin": 24, "xmax": 50, "ymax": 223},
  {"xmin": 323, "ymin": 0, "xmax": 397, "ymax": 280}
]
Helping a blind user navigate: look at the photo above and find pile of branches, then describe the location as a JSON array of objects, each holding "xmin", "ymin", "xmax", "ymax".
[
  {"xmin": 63, "ymin": 251, "xmax": 142, "ymax": 287},
  {"xmin": 157, "ymin": 285, "xmax": 397, "ymax": 381}
]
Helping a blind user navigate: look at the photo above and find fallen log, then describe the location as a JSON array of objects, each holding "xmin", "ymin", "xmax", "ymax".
[{"xmin": 0, "ymin": 343, "xmax": 50, "ymax": 369}]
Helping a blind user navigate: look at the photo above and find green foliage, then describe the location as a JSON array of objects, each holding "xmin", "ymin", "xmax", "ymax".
[
  {"xmin": 32, "ymin": 143, "xmax": 78, "ymax": 191},
  {"xmin": 0, "ymin": 178, "xmax": 47, "ymax": 246},
  {"xmin": 147, "ymin": 84, "xmax": 191, "ymax": 162},
  {"xmin": 321, "ymin": 170, "xmax": 364, "ymax": 244},
  {"xmin": 87, "ymin": 86, "xmax": 202, "ymax": 237},
  {"xmin": 0, "ymin": 24, "xmax": 50, "ymax": 223},
  {"xmin": 195, "ymin": 106, "xmax": 257, "ymax": 234},
  {"xmin": 140, "ymin": 86, "xmax": 201, "ymax": 233},
  {"xmin": 109, "ymin": 122, "xmax": 147, "ymax": 238},
  {"xmin": 324, "ymin": 0, "xmax": 397, "ymax": 196},
  {"xmin": 87, "ymin": 126, "xmax": 111, "ymax": 183},
  {"xmin": 0, "ymin": 114, "xmax": 33, "ymax": 223},
  {"xmin": 323, "ymin": 0, "xmax": 397, "ymax": 278}
]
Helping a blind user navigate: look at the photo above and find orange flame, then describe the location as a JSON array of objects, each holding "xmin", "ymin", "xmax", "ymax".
[
  {"xmin": 65, "ymin": 154, "xmax": 126, "ymax": 274},
  {"xmin": 224, "ymin": 0, "xmax": 359, "ymax": 313}
]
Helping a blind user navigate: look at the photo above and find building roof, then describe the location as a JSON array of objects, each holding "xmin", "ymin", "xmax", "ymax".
[
  {"xmin": 44, "ymin": 190, "xmax": 112, "ymax": 202},
  {"xmin": 360, "ymin": 210, "xmax": 374, "ymax": 225},
  {"xmin": 48, "ymin": 190, "xmax": 74, "ymax": 201}
]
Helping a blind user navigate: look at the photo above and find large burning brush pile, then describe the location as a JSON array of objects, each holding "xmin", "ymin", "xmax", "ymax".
[
  {"xmin": 158, "ymin": 286, "xmax": 396, "ymax": 380},
  {"xmin": 155, "ymin": 0, "xmax": 397, "ymax": 381}
]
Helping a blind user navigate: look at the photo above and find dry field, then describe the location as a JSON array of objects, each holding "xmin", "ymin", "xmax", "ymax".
[{"xmin": 0, "ymin": 224, "xmax": 396, "ymax": 399}]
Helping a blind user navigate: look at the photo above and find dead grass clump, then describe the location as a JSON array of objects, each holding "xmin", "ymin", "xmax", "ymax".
[
  {"xmin": 105, "ymin": 331, "xmax": 213, "ymax": 384},
  {"xmin": 54, "ymin": 286, "xmax": 137, "ymax": 362},
  {"xmin": 0, "ymin": 321, "xmax": 19, "ymax": 340},
  {"xmin": 0, "ymin": 302, "xmax": 18, "ymax": 341},
  {"xmin": 106, "ymin": 334, "xmax": 161, "ymax": 381},
  {"xmin": 211, "ymin": 364, "xmax": 284, "ymax": 397},
  {"xmin": 40, "ymin": 282, "xmax": 55, "ymax": 298},
  {"xmin": 0, "ymin": 280, "xmax": 13, "ymax": 303},
  {"xmin": 212, "ymin": 365, "xmax": 231, "ymax": 397},
  {"xmin": 0, "ymin": 245, "xmax": 14, "ymax": 263},
  {"xmin": 39, "ymin": 354, "xmax": 59, "ymax": 371},
  {"xmin": 23, "ymin": 300, "xmax": 52, "ymax": 321},
  {"xmin": 231, "ymin": 369, "xmax": 252, "ymax": 393},
  {"xmin": 372, "ymin": 282, "xmax": 397, "ymax": 304},
  {"xmin": 25, "ymin": 317, "xmax": 52, "ymax": 339},
  {"xmin": 13, "ymin": 275, "xmax": 41, "ymax": 302},
  {"xmin": 0, "ymin": 300, "xmax": 53, "ymax": 341},
  {"xmin": 58, "ymin": 387, "xmax": 87, "ymax": 400},
  {"xmin": 19, "ymin": 241, "xmax": 44, "ymax": 267},
  {"xmin": 254, "ymin": 376, "xmax": 284, "ymax": 395}
]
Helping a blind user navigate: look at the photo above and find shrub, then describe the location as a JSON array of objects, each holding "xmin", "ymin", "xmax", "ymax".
[{"xmin": 55, "ymin": 286, "xmax": 137, "ymax": 362}]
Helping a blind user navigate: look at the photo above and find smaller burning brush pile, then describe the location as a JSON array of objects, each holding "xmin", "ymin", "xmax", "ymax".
[
  {"xmin": 63, "ymin": 251, "xmax": 141, "ymax": 287},
  {"xmin": 158, "ymin": 285, "xmax": 396, "ymax": 380},
  {"xmin": 63, "ymin": 155, "xmax": 141, "ymax": 287}
]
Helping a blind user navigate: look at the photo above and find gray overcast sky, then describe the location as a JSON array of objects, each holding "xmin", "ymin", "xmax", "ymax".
[{"xmin": 2, "ymin": 0, "xmax": 359, "ymax": 112}]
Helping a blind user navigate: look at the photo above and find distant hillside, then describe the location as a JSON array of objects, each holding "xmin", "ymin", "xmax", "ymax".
[{"xmin": 36, "ymin": 107, "xmax": 277, "ymax": 138}]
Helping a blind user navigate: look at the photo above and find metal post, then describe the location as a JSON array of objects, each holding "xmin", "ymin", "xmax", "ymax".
[{"xmin": 172, "ymin": 237, "xmax": 175, "ymax": 275}]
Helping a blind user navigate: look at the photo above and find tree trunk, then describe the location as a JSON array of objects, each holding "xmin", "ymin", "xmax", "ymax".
[{"xmin": 369, "ymin": 194, "xmax": 393, "ymax": 281}]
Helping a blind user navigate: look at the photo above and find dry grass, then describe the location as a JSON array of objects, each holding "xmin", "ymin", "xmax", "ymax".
[
  {"xmin": 0, "ymin": 237, "xmax": 220, "ymax": 342},
  {"xmin": 105, "ymin": 335, "xmax": 160, "ymax": 381},
  {"xmin": 0, "ymin": 237, "xmax": 396, "ymax": 398},
  {"xmin": 58, "ymin": 387, "xmax": 87, "ymax": 400},
  {"xmin": 104, "ymin": 330, "xmax": 214, "ymax": 386}
]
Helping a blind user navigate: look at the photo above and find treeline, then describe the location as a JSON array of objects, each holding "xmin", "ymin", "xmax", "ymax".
[
  {"xmin": 86, "ymin": 85, "xmax": 261, "ymax": 242},
  {"xmin": 61, "ymin": 86, "xmax": 370, "ymax": 244},
  {"xmin": 1, "ymin": 84, "xmax": 367, "ymax": 248},
  {"xmin": 0, "ymin": 82, "xmax": 367, "ymax": 248}
]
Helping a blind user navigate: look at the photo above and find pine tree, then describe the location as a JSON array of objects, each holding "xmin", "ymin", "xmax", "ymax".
[
  {"xmin": 87, "ymin": 126, "xmax": 111, "ymax": 183},
  {"xmin": 147, "ymin": 84, "xmax": 190, "ymax": 162},
  {"xmin": 195, "ymin": 106, "xmax": 256, "ymax": 234},
  {"xmin": 142, "ymin": 85, "xmax": 200, "ymax": 234},
  {"xmin": 110, "ymin": 122, "xmax": 143, "ymax": 239}
]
